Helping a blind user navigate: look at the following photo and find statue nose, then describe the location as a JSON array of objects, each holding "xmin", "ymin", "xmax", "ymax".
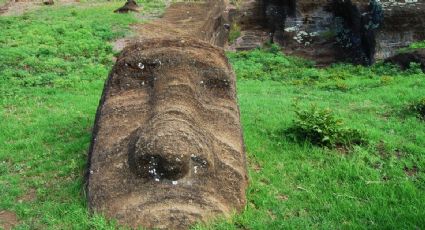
[
  {"xmin": 128, "ymin": 131, "xmax": 191, "ymax": 181},
  {"xmin": 133, "ymin": 153, "xmax": 190, "ymax": 181}
]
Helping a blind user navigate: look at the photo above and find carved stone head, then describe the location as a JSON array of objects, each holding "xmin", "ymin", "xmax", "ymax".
[{"xmin": 87, "ymin": 38, "xmax": 247, "ymax": 229}]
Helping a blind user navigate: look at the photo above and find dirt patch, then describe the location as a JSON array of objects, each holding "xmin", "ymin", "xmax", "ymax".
[
  {"xmin": 0, "ymin": 210, "xmax": 18, "ymax": 230},
  {"xmin": 17, "ymin": 188, "xmax": 37, "ymax": 203},
  {"xmin": 276, "ymin": 194, "xmax": 289, "ymax": 201},
  {"xmin": 250, "ymin": 160, "xmax": 262, "ymax": 173},
  {"xmin": 404, "ymin": 166, "xmax": 419, "ymax": 177},
  {"xmin": 0, "ymin": 0, "xmax": 78, "ymax": 16}
]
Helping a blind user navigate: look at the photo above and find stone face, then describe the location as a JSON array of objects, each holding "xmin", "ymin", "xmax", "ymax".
[
  {"xmin": 87, "ymin": 37, "xmax": 247, "ymax": 229},
  {"xmin": 89, "ymin": 1, "xmax": 247, "ymax": 228}
]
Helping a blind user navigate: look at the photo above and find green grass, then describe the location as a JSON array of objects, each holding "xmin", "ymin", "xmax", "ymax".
[
  {"xmin": 399, "ymin": 40, "xmax": 425, "ymax": 53},
  {"xmin": 1, "ymin": 2, "xmax": 425, "ymax": 230},
  {"xmin": 201, "ymin": 48, "xmax": 425, "ymax": 229},
  {"xmin": 0, "ymin": 1, "xmax": 160, "ymax": 229}
]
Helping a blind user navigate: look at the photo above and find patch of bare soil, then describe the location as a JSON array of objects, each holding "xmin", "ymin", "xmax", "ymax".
[
  {"xmin": 0, "ymin": 210, "xmax": 18, "ymax": 230},
  {"xmin": 404, "ymin": 166, "xmax": 419, "ymax": 177},
  {"xmin": 17, "ymin": 188, "xmax": 37, "ymax": 203},
  {"xmin": 0, "ymin": 0, "xmax": 78, "ymax": 16}
]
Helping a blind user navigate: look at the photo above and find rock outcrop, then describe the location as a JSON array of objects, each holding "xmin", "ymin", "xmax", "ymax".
[
  {"xmin": 384, "ymin": 48, "xmax": 425, "ymax": 72},
  {"xmin": 231, "ymin": 0, "xmax": 425, "ymax": 65}
]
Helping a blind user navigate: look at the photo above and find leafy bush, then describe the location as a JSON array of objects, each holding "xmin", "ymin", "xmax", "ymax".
[
  {"xmin": 408, "ymin": 97, "xmax": 425, "ymax": 120},
  {"xmin": 288, "ymin": 104, "xmax": 366, "ymax": 148}
]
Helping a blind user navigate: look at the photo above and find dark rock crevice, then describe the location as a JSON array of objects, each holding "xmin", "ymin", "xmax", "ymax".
[
  {"xmin": 231, "ymin": 0, "xmax": 425, "ymax": 66},
  {"xmin": 262, "ymin": 0, "xmax": 296, "ymax": 43},
  {"xmin": 326, "ymin": 0, "xmax": 383, "ymax": 65}
]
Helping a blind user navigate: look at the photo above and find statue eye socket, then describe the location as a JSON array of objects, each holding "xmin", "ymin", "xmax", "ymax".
[
  {"xmin": 201, "ymin": 78, "xmax": 233, "ymax": 99},
  {"xmin": 204, "ymin": 78, "xmax": 231, "ymax": 89}
]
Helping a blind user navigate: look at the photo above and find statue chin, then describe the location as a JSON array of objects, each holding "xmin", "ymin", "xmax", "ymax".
[{"xmin": 86, "ymin": 38, "xmax": 248, "ymax": 229}]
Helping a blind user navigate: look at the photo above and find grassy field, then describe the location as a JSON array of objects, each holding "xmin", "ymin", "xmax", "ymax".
[{"xmin": 1, "ymin": 2, "xmax": 424, "ymax": 229}]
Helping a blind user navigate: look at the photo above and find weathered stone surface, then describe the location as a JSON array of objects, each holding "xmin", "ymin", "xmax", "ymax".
[
  {"xmin": 87, "ymin": 1, "xmax": 247, "ymax": 229},
  {"xmin": 232, "ymin": 0, "xmax": 425, "ymax": 65},
  {"xmin": 87, "ymin": 38, "xmax": 247, "ymax": 229},
  {"xmin": 114, "ymin": 0, "xmax": 139, "ymax": 13},
  {"xmin": 132, "ymin": 0, "xmax": 230, "ymax": 47},
  {"xmin": 376, "ymin": 1, "xmax": 425, "ymax": 59}
]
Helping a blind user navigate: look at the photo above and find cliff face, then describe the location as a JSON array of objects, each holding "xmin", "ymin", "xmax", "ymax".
[
  {"xmin": 377, "ymin": 1, "xmax": 425, "ymax": 59},
  {"xmin": 232, "ymin": 0, "xmax": 425, "ymax": 65}
]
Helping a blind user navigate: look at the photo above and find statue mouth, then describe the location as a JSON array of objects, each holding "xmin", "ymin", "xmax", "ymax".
[{"xmin": 109, "ymin": 189, "xmax": 230, "ymax": 229}]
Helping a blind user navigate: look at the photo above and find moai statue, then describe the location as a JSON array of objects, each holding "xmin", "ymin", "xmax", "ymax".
[
  {"xmin": 86, "ymin": 38, "xmax": 248, "ymax": 229},
  {"xmin": 114, "ymin": 0, "xmax": 139, "ymax": 13},
  {"xmin": 43, "ymin": 0, "xmax": 54, "ymax": 5}
]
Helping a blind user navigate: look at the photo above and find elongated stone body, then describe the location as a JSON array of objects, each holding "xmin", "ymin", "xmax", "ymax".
[{"xmin": 86, "ymin": 37, "xmax": 248, "ymax": 229}]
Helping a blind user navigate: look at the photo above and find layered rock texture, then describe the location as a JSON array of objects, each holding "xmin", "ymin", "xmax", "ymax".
[
  {"xmin": 87, "ymin": 1, "xmax": 248, "ymax": 229},
  {"xmin": 232, "ymin": 0, "xmax": 425, "ymax": 65}
]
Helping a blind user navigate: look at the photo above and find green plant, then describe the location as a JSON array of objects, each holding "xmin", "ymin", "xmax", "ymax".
[
  {"xmin": 289, "ymin": 104, "xmax": 366, "ymax": 148},
  {"xmin": 408, "ymin": 97, "xmax": 425, "ymax": 120},
  {"xmin": 380, "ymin": 75, "xmax": 393, "ymax": 85},
  {"xmin": 228, "ymin": 22, "xmax": 241, "ymax": 43},
  {"xmin": 399, "ymin": 40, "xmax": 425, "ymax": 53}
]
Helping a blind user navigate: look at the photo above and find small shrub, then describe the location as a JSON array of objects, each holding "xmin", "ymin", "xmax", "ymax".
[
  {"xmin": 408, "ymin": 98, "xmax": 425, "ymax": 120},
  {"xmin": 380, "ymin": 75, "xmax": 393, "ymax": 85},
  {"xmin": 288, "ymin": 104, "xmax": 366, "ymax": 148},
  {"xmin": 228, "ymin": 23, "xmax": 241, "ymax": 43}
]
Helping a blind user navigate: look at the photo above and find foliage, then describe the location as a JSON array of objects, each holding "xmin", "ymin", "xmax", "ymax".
[
  {"xmin": 289, "ymin": 104, "xmax": 366, "ymax": 148},
  {"xmin": 228, "ymin": 22, "xmax": 241, "ymax": 43},
  {"xmin": 408, "ymin": 97, "xmax": 425, "ymax": 120},
  {"xmin": 227, "ymin": 47, "xmax": 314, "ymax": 81},
  {"xmin": 398, "ymin": 40, "xmax": 425, "ymax": 53}
]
